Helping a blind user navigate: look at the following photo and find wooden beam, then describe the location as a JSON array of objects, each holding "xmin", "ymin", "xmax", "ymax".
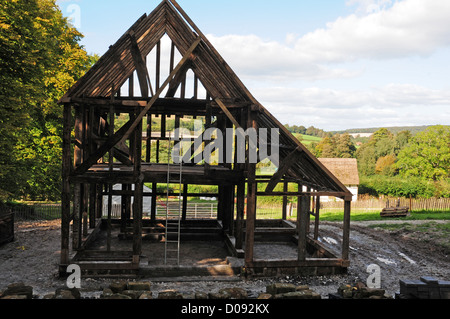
[
  {"xmin": 215, "ymin": 98, "xmax": 241, "ymax": 129},
  {"xmin": 314, "ymin": 196, "xmax": 321, "ymax": 240},
  {"xmin": 129, "ymin": 31, "xmax": 150, "ymax": 98},
  {"xmin": 265, "ymin": 146, "xmax": 302, "ymax": 193},
  {"xmin": 298, "ymin": 189, "xmax": 309, "ymax": 261},
  {"xmin": 342, "ymin": 200, "xmax": 351, "ymax": 261},
  {"xmin": 74, "ymin": 37, "xmax": 202, "ymax": 175},
  {"xmin": 165, "ymin": 61, "xmax": 192, "ymax": 98},
  {"xmin": 61, "ymin": 104, "xmax": 72, "ymax": 265}
]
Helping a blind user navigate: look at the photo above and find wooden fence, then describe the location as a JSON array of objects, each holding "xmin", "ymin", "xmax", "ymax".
[
  {"xmin": 320, "ymin": 196, "xmax": 450, "ymax": 212},
  {"xmin": 1, "ymin": 197, "xmax": 448, "ymax": 220}
]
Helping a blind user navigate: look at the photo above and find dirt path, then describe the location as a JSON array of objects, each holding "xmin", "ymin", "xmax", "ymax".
[{"xmin": 0, "ymin": 219, "xmax": 448, "ymax": 298}]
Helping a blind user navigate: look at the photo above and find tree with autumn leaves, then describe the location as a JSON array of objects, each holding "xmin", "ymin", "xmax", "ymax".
[{"xmin": 0, "ymin": 0, "xmax": 97, "ymax": 200}]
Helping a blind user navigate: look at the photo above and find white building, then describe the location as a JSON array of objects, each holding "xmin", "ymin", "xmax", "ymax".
[{"xmin": 318, "ymin": 158, "xmax": 360, "ymax": 202}]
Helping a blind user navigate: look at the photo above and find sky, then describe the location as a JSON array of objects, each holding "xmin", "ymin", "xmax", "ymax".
[{"xmin": 56, "ymin": 0, "xmax": 450, "ymax": 131}]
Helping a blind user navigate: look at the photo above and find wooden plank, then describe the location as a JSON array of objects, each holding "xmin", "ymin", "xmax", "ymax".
[
  {"xmin": 314, "ymin": 196, "xmax": 320, "ymax": 240},
  {"xmin": 244, "ymin": 112, "xmax": 257, "ymax": 265},
  {"xmin": 129, "ymin": 31, "xmax": 150, "ymax": 98},
  {"xmin": 73, "ymin": 37, "xmax": 202, "ymax": 175},
  {"xmin": 298, "ymin": 185, "xmax": 310, "ymax": 262},
  {"xmin": 61, "ymin": 104, "xmax": 72, "ymax": 265},
  {"xmin": 342, "ymin": 200, "xmax": 351, "ymax": 261},
  {"xmin": 265, "ymin": 147, "xmax": 302, "ymax": 193}
]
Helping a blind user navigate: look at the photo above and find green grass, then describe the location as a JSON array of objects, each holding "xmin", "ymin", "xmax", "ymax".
[
  {"xmin": 317, "ymin": 209, "xmax": 450, "ymax": 222},
  {"xmin": 293, "ymin": 134, "xmax": 322, "ymax": 145},
  {"xmin": 255, "ymin": 206, "xmax": 450, "ymax": 222}
]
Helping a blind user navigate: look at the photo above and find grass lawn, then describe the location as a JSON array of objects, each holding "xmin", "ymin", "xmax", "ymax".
[
  {"xmin": 293, "ymin": 134, "xmax": 322, "ymax": 145},
  {"xmin": 255, "ymin": 206, "xmax": 450, "ymax": 222}
]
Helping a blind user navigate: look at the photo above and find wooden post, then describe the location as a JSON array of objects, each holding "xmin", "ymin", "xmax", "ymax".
[
  {"xmin": 133, "ymin": 108, "xmax": 143, "ymax": 263},
  {"xmin": 245, "ymin": 172, "xmax": 257, "ymax": 264},
  {"xmin": 61, "ymin": 103, "xmax": 72, "ymax": 266},
  {"xmin": 282, "ymin": 181, "xmax": 288, "ymax": 220},
  {"xmin": 298, "ymin": 184, "xmax": 309, "ymax": 261},
  {"xmin": 96, "ymin": 184, "xmax": 103, "ymax": 219},
  {"xmin": 72, "ymin": 183, "xmax": 81, "ymax": 250},
  {"xmin": 245, "ymin": 110, "xmax": 257, "ymax": 265},
  {"xmin": 314, "ymin": 196, "xmax": 321, "ymax": 240},
  {"xmin": 89, "ymin": 183, "xmax": 97, "ymax": 229},
  {"xmin": 151, "ymin": 182, "xmax": 157, "ymax": 221},
  {"xmin": 235, "ymin": 181, "xmax": 245, "ymax": 250},
  {"xmin": 182, "ymin": 184, "xmax": 188, "ymax": 220},
  {"xmin": 72, "ymin": 106, "xmax": 83, "ymax": 250},
  {"xmin": 120, "ymin": 184, "xmax": 127, "ymax": 234},
  {"xmin": 342, "ymin": 200, "xmax": 351, "ymax": 261},
  {"xmin": 107, "ymin": 184, "xmax": 112, "ymax": 252}
]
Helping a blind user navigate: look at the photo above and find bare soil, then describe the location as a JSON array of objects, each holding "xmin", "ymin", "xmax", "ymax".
[{"xmin": 0, "ymin": 219, "xmax": 448, "ymax": 299}]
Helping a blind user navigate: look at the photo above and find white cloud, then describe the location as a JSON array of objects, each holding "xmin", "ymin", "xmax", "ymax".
[
  {"xmin": 208, "ymin": 34, "xmax": 360, "ymax": 82},
  {"xmin": 251, "ymin": 84, "xmax": 450, "ymax": 130},
  {"xmin": 208, "ymin": 0, "xmax": 450, "ymax": 82},
  {"xmin": 295, "ymin": 0, "xmax": 450, "ymax": 63}
]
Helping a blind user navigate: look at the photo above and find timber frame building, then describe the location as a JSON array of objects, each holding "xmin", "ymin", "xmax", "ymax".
[{"xmin": 59, "ymin": 0, "xmax": 353, "ymax": 277}]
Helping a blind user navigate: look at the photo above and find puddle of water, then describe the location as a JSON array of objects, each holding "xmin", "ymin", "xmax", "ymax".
[
  {"xmin": 322, "ymin": 237, "xmax": 338, "ymax": 245},
  {"xmin": 398, "ymin": 252, "xmax": 416, "ymax": 265},
  {"xmin": 376, "ymin": 257, "xmax": 397, "ymax": 265}
]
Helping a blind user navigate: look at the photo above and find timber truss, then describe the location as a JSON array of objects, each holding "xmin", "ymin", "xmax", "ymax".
[{"xmin": 59, "ymin": 0, "xmax": 353, "ymax": 277}]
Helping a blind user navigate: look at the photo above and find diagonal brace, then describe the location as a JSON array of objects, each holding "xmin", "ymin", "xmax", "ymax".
[
  {"xmin": 265, "ymin": 146, "xmax": 303, "ymax": 193},
  {"xmin": 74, "ymin": 38, "xmax": 202, "ymax": 175}
]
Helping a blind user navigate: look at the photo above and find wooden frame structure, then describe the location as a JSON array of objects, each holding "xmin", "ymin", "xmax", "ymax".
[{"xmin": 59, "ymin": 0, "xmax": 353, "ymax": 277}]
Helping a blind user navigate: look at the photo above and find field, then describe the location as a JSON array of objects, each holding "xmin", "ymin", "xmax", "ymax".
[{"xmin": 293, "ymin": 133, "xmax": 322, "ymax": 145}]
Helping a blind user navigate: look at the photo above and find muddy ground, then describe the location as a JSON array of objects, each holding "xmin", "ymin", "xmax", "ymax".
[{"xmin": 0, "ymin": 219, "xmax": 448, "ymax": 299}]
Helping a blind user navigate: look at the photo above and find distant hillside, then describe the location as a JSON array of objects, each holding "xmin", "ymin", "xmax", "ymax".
[{"xmin": 331, "ymin": 125, "xmax": 441, "ymax": 136}]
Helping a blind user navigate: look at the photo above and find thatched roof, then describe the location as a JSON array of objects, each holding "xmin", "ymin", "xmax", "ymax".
[{"xmin": 318, "ymin": 158, "xmax": 360, "ymax": 186}]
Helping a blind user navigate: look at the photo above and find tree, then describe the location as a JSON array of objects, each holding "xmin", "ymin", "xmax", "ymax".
[
  {"xmin": 314, "ymin": 133, "xmax": 356, "ymax": 159},
  {"xmin": 0, "ymin": 0, "xmax": 96, "ymax": 200},
  {"xmin": 396, "ymin": 125, "xmax": 450, "ymax": 181},
  {"xmin": 334, "ymin": 133, "xmax": 356, "ymax": 158},
  {"xmin": 356, "ymin": 128, "xmax": 397, "ymax": 176},
  {"xmin": 375, "ymin": 155, "xmax": 397, "ymax": 176}
]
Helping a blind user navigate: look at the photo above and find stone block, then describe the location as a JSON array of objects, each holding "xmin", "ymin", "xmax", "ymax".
[
  {"xmin": 208, "ymin": 291, "xmax": 231, "ymax": 299},
  {"xmin": 102, "ymin": 293, "xmax": 132, "ymax": 300},
  {"xmin": 122, "ymin": 290, "xmax": 145, "ymax": 299},
  {"xmin": 2, "ymin": 295, "xmax": 28, "ymax": 299},
  {"xmin": 2, "ymin": 283, "xmax": 33, "ymax": 299},
  {"xmin": 195, "ymin": 292, "xmax": 208, "ymax": 299},
  {"xmin": 139, "ymin": 292, "xmax": 153, "ymax": 299},
  {"xmin": 55, "ymin": 288, "xmax": 81, "ymax": 299},
  {"xmin": 274, "ymin": 290, "xmax": 321, "ymax": 300},
  {"xmin": 257, "ymin": 293, "xmax": 273, "ymax": 300},
  {"xmin": 127, "ymin": 281, "xmax": 151, "ymax": 291},
  {"xmin": 266, "ymin": 283, "xmax": 296, "ymax": 296},
  {"xmin": 295, "ymin": 285, "xmax": 310, "ymax": 291},
  {"xmin": 158, "ymin": 290, "xmax": 183, "ymax": 299},
  {"xmin": 420, "ymin": 277, "xmax": 439, "ymax": 285},
  {"xmin": 109, "ymin": 280, "xmax": 127, "ymax": 293},
  {"xmin": 219, "ymin": 288, "xmax": 248, "ymax": 299}
]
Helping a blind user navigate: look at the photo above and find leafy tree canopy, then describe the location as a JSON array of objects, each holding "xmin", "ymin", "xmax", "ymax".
[
  {"xmin": 395, "ymin": 125, "xmax": 450, "ymax": 181},
  {"xmin": 0, "ymin": 0, "xmax": 96, "ymax": 200}
]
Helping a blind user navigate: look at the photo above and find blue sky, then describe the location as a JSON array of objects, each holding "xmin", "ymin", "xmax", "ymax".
[{"xmin": 57, "ymin": 0, "xmax": 450, "ymax": 131}]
